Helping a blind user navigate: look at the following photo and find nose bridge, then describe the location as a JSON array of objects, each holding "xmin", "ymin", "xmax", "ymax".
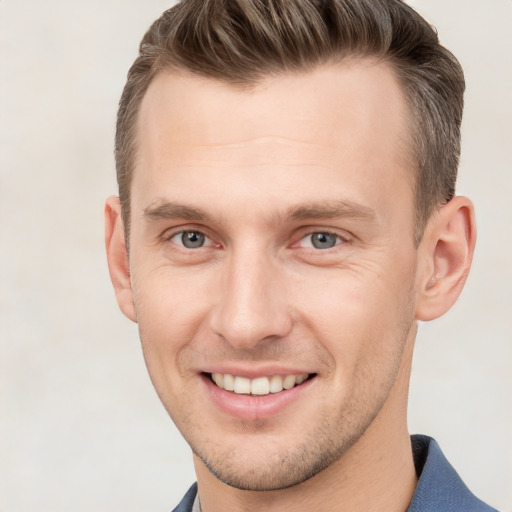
[{"xmin": 211, "ymin": 242, "xmax": 292, "ymax": 348}]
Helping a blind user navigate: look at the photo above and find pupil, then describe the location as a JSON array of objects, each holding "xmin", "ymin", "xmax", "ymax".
[
  {"xmin": 312, "ymin": 232, "xmax": 336, "ymax": 249},
  {"xmin": 182, "ymin": 231, "xmax": 205, "ymax": 248}
]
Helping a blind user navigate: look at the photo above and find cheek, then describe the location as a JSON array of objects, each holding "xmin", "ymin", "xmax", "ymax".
[
  {"xmin": 291, "ymin": 267, "xmax": 391, "ymax": 333},
  {"xmin": 130, "ymin": 266, "xmax": 215, "ymax": 385},
  {"xmin": 290, "ymin": 259, "xmax": 416, "ymax": 363},
  {"xmin": 132, "ymin": 260, "xmax": 214, "ymax": 327}
]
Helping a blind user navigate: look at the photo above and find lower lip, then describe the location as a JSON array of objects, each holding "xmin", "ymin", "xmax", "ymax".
[{"xmin": 202, "ymin": 374, "xmax": 315, "ymax": 421}]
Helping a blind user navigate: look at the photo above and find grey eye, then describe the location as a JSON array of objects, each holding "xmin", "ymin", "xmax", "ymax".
[
  {"xmin": 179, "ymin": 231, "xmax": 206, "ymax": 248},
  {"xmin": 309, "ymin": 232, "xmax": 339, "ymax": 249}
]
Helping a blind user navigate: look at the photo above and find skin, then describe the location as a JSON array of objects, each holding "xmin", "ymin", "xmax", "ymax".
[{"xmin": 105, "ymin": 59, "xmax": 476, "ymax": 512}]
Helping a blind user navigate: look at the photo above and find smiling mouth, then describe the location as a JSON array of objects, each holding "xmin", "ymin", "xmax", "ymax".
[{"xmin": 207, "ymin": 373, "xmax": 315, "ymax": 396}]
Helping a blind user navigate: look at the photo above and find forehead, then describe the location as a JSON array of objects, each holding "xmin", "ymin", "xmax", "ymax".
[{"xmin": 133, "ymin": 59, "xmax": 413, "ymax": 223}]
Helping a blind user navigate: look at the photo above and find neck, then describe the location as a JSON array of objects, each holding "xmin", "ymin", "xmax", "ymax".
[{"xmin": 194, "ymin": 334, "xmax": 418, "ymax": 512}]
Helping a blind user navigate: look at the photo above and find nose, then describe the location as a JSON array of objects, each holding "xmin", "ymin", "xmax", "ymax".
[{"xmin": 209, "ymin": 247, "xmax": 293, "ymax": 350}]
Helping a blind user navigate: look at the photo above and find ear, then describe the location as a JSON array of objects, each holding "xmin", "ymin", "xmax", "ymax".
[
  {"xmin": 415, "ymin": 196, "xmax": 476, "ymax": 321},
  {"xmin": 104, "ymin": 196, "xmax": 137, "ymax": 322}
]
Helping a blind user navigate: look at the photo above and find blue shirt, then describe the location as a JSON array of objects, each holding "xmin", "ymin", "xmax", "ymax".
[{"xmin": 172, "ymin": 435, "xmax": 499, "ymax": 512}]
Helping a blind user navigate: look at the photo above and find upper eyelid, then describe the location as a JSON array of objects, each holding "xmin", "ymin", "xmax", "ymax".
[
  {"xmin": 302, "ymin": 229, "xmax": 345, "ymax": 238},
  {"xmin": 161, "ymin": 225, "xmax": 211, "ymax": 240},
  {"xmin": 294, "ymin": 227, "xmax": 351, "ymax": 242}
]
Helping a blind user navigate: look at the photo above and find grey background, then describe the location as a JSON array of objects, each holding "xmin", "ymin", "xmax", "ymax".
[{"xmin": 1, "ymin": 1, "xmax": 511, "ymax": 510}]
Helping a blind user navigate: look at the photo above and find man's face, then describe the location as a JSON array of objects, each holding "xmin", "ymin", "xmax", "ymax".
[{"xmin": 126, "ymin": 60, "xmax": 421, "ymax": 490}]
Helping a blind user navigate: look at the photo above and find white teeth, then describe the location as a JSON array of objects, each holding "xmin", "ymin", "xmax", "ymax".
[
  {"xmin": 270, "ymin": 375, "xmax": 283, "ymax": 393},
  {"xmin": 282, "ymin": 375, "xmax": 296, "ymax": 389},
  {"xmin": 223, "ymin": 374, "xmax": 234, "ymax": 391},
  {"xmin": 234, "ymin": 376, "xmax": 251, "ymax": 394},
  {"xmin": 211, "ymin": 373, "xmax": 310, "ymax": 395},
  {"xmin": 251, "ymin": 377, "xmax": 270, "ymax": 395},
  {"xmin": 296, "ymin": 373, "xmax": 308, "ymax": 384},
  {"xmin": 212, "ymin": 373, "xmax": 224, "ymax": 387}
]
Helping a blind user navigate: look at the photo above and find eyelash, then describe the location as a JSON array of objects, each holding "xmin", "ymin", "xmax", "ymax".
[
  {"xmin": 162, "ymin": 228, "xmax": 348, "ymax": 252},
  {"xmin": 163, "ymin": 229, "xmax": 215, "ymax": 248}
]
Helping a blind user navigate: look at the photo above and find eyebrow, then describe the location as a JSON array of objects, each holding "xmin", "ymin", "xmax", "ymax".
[
  {"xmin": 143, "ymin": 199, "xmax": 376, "ymax": 224},
  {"xmin": 286, "ymin": 200, "xmax": 377, "ymax": 222},
  {"xmin": 144, "ymin": 202, "xmax": 209, "ymax": 222}
]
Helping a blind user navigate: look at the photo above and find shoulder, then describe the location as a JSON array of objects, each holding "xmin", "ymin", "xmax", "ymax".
[
  {"xmin": 171, "ymin": 483, "xmax": 198, "ymax": 512},
  {"xmin": 408, "ymin": 435, "xmax": 500, "ymax": 512},
  {"xmin": 171, "ymin": 438, "xmax": 501, "ymax": 512}
]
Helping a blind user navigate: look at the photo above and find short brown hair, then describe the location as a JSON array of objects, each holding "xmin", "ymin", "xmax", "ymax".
[{"xmin": 115, "ymin": 0, "xmax": 465, "ymax": 244}]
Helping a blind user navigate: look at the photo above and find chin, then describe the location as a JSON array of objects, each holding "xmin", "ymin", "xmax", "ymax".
[
  {"xmin": 199, "ymin": 455, "xmax": 329, "ymax": 491},
  {"xmin": 191, "ymin": 422, "xmax": 365, "ymax": 492}
]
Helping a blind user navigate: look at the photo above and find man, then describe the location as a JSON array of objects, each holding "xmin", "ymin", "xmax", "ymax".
[{"xmin": 104, "ymin": 1, "xmax": 499, "ymax": 510}]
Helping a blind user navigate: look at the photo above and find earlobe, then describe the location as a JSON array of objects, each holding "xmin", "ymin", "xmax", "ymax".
[
  {"xmin": 104, "ymin": 196, "xmax": 137, "ymax": 322},
  {"xmin": 415, "ymin": 196, "xmax": 476, "ymax": 322}
]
